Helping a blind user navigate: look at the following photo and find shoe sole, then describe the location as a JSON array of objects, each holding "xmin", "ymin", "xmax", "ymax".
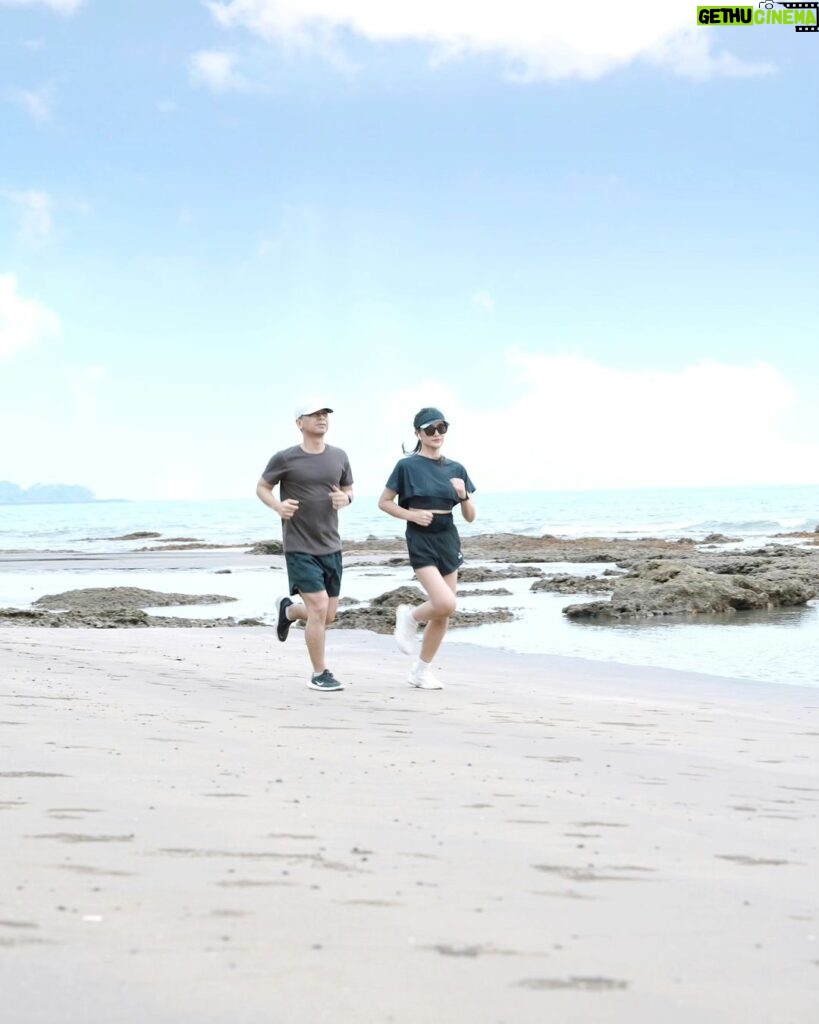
[
  {"xmin": 308, "ymin": 683, "xmax": 344, "ymax": 691},
  {"xmin": 394, "ymin": 605, "xmax": 417, "ymax": 655},
  {"xmin": 275, "ymin": 598, "xmax": 293, "ymax": 642}
]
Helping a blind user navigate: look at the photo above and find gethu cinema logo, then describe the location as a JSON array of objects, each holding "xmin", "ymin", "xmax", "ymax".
[{"xmin": 696, "ymin": 3, "xmax": 818, "ymax": 28}]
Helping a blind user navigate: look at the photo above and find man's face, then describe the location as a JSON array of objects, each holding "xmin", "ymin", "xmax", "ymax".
[{"xmin": 298, "ymin": 410, "xmax": 330, "ymax": 436}]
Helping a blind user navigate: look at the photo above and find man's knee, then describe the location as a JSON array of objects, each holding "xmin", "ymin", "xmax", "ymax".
[{"xmin": 303, "ymin": 592, "xmax": 329, "ymax": 619}]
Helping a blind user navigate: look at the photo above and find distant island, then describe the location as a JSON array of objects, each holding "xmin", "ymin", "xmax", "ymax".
[{"xmin": 0, "ymin": 481, "xmax": 96, "ymax": 504}]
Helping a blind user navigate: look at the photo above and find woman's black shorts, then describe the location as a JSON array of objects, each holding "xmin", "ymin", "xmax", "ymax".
[{"xmin": 405, "ymin": 516, "xmax": 463, "ymax": 576}]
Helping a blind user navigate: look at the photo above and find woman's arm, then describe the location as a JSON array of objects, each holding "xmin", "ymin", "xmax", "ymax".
[
  {"xmin": 458, "ymin": 494, "xmax": 476, "ymax": 524},
  {"xmin": 378, "ymin": 488, "xmax": 433, "ymax": 526},
  {"xmin": 449, "ymin": 476, "xmax": 476, "ymax": 524}
]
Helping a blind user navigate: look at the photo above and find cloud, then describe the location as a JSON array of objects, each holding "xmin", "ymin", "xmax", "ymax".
[
  {"xmin": 205, "ymin": 0, "xmax": 771, "ymax": 81},
  {"xmin": 189, "ymin": 49, "xmax": 248, "ymax": 92},
  {"xmin": 8, "ymin": 86, "xmax": 53, "ymax": 121},
  {"xmin": 0, "ymin": 0, "xmax": 84, "ymax": 12},
  {"xmin": 370, "ymin": 353, "xmax": 818, "ymax": 494},
  {"xmin": 3, "ymin": 190, "xmax": 53, "ymax": 241},
  {"xmin": 0, "ymin": 273, "xmax": 60, "ymax": 361}
]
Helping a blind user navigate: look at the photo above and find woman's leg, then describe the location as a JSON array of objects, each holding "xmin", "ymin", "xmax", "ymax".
[{"xmin": 414, "ymin": 566, "xmax": 458, "ymax": 664}]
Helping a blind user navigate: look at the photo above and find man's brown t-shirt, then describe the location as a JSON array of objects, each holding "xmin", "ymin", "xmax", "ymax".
[{"xmin": 261, "ymin": 444, "xmax": 353, "ymax": 554}]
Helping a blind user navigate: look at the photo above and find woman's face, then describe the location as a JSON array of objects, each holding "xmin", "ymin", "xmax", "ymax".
[{"xmin": 417, "ymin": 420, "xmax": 448, "ymax": 453}]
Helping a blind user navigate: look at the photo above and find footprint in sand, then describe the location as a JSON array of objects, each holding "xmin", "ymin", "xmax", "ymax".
[
  {"xmin": 516, "ymin": 976, "xmax": 629, "ymax": 991},
  {"xmin": 716, "ymin": 854, "xmax": 792, "ymax": 866}
]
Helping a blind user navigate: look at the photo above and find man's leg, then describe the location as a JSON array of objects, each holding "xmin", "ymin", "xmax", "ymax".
[{"xmin": 300, "ymin": 589, "xmax": 330, "ymax": 673}]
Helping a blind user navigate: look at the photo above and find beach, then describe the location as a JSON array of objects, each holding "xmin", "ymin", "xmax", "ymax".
[{"xmin": 2, "ymin": 625, "xmax": 817, "ymax": 1023}]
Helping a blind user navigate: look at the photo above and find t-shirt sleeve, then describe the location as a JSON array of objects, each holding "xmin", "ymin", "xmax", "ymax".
[
  {"xmin": 261, "ymin": 451, "xmax": 287, "ymax": 486},
  {"xmin": 340, "ymin": 455, "xmax": 353, "ymax": 488},
  {"xmin": 385, "ymin": 459, "xmax": 404, "ymax": 494},
  {"xmin": 457, "ymin": 464, "xmax": 476, "ymax": 495}
]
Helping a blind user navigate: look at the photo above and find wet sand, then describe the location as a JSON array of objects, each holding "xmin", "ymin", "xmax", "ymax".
[{"xmin": 1, "ymin": 626, "xmax": 817, "ymax": 1023}]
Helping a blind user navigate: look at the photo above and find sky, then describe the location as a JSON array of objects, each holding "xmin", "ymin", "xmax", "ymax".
[{"xmin": 1, "ymin": 0, "xmax": 817, "ymax": 500}]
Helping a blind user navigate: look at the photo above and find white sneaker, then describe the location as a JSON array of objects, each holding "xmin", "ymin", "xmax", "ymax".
[
  {"xmin": 408, "ymin": 664, "xmax": 443, "ymax": 690},
  {"xmin": 394, "ymin": 604, "xmax": 418, "ymax": 655}
]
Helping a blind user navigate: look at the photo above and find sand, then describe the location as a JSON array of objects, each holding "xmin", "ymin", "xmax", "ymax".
[{"xmin": 0, "ymin": 626, "xmax": 817, "ymax": 1024}]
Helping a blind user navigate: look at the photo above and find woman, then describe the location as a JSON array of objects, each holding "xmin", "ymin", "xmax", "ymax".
[{"xmin": 378, "ymin": 407, "xmax": 476, "ymax": 689}]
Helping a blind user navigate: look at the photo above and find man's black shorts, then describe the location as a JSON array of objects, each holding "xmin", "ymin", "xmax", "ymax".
[
  {"xmin": 285, "ymin": 550, "xmax": 343, "ymax": 597},
  {"xmin": 405, "ymin": 516, "xmax": 463, "ymax": 576}
]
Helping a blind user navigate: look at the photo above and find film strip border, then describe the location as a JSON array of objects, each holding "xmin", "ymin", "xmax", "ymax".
[{"xmin": 778, "ymin": 2, "xmax": 819, "ymax": 32}]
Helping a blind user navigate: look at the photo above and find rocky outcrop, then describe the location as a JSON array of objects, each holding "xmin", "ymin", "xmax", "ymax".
[
  {"xmin": 563, "ymin": 560, "xmax": 817, "ymax": 620},
  {"xmin": 458, "ymin": 565, "xmax": 542, "ymax": 583},
  {"xmin": 0, "ymin": 587, "xmax": 254, "ymax": 629},
  {"xmin": 459, "ymin": 587, "xmax": 512, "ymax": 597},
  {"xmin": 107, "ymin": 531, "xmax": 162, "ymax": 541},
  {"xmin": 531, "ymin": 574, "xmax": 614, "ymax": 595},
  {"xmin": 247, "ymin": 540, "xmax": 284, "ymax": 555},
  {"xmin": 34, "ymin": 587, "xmax": 235, "ymax": 612},
  {"xmin": 333, "ymin": 585, "xmax": 516, "ymax": 634}
]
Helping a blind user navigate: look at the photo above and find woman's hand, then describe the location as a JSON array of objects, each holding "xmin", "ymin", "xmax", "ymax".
[
  {"xmin": 410, "ymin": 509, "xmax": 434, "ymax": 527},
  {"xmin": 449, "ymin": 477, "xmax": 467, "ymax": 500}
]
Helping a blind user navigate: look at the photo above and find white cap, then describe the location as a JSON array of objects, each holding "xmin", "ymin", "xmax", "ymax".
[{"xmin": 294, "ymin": 400, "xmax": 333, "ymax": 419}]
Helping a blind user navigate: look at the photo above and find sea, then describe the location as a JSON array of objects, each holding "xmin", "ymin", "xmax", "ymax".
[{"xmin": 1, "ymin": 484, "xmax": 818, "ymax": 690}]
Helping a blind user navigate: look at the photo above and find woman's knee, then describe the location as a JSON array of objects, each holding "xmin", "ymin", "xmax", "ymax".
[{"xmin": 429, "ymin": 594, "xmax": 457, "ymax": 619}]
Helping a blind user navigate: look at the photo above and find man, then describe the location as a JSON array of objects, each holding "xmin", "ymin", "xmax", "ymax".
[{"xmin": 256, "ymin": 402, "xmax": 354, "ymax": 692}]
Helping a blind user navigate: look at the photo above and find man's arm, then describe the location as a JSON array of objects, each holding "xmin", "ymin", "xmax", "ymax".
[
  {"xmin": 256, "ymin": 477, "xmax": 299, "ymax": 520},
  {"xmin": 330, "ymin": 484, "xmax": 354, "ymax": 509}
]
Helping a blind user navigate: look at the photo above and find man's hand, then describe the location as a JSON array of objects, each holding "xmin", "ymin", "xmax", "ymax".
[
  {"xmin": 329, "ymin": 486, "xmax": 350, "ymax": 510},
  {"xmin": 410, "ymin": 509, "xmax": 434, "ymax": 527},
  {"xmin": 278, "ymin": 499, "xmax": 299, "ymax": 520},
  {"xmin": 449, "ymin": 477, "xmax": 467, "ymax": 500}
]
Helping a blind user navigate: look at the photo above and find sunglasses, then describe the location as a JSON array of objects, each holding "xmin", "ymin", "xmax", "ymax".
[{"xmin": 421, "ymin": 422, "xmax": 448, "ymax": 436}]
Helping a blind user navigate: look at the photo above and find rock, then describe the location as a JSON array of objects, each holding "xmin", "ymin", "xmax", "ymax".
[
  {"xmin": 33, "ymin": 587, "xmax": 236, "ymax": 612},
  {"xmin": 458, "ymin": 566, "xmax": 542, "ymax": 583},
  {"xmin": 458, "ymin": 587, "xmax": 512, "ymax": 597},
  {"xmin": 450, "ymin": 608, "xmax": 516, "ymax": 629},
  {"xmin": 563, "ymin": 560, "xmax": 817, "ymax": 620},
  {"xmin": 333, "ymin": 603, "xmax": 516, "ymax": 634},
  {"xmin": 701, "ymin": 533, "xmax": 742, "ymax": 544},
  {"xmin": 531, "ymin": 574, "xmax": 614, "ymax": 595},
  {"xmin": 332, "ymin": 586, "xmax": 424, "ymax": 634},
  {"xmin": 107, "ymin": 531, "xmax": 162, "ymax": 541},
  {"xmin": 332, "ymin": 584, "xmax": 516, "ymax": 633},
  {"xmin": 141, "ymin": 542, "xmax": 240, "ymax": 551},
  {"xmin": 0, "ymin": 607, "xmax": 257, "ymax": 629},
  {"xmin": 0, "ymin": 606, "xmax": 153, "ymax": 628},
  {"xmin": 369, "ymin": 585, "xmax": 427, "ymax": 609},
  {"xmin": 248, "ymin": 540, "xmax": 283, "ymax": 555}
]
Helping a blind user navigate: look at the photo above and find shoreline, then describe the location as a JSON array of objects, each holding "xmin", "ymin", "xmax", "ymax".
[
  {"xmin": 1, "ymin": 627, "xmax": 817, "ymax": 1023},
  {"xmin": 1, "ymin": 537, "xmax": 818, "ymax": 690}
]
